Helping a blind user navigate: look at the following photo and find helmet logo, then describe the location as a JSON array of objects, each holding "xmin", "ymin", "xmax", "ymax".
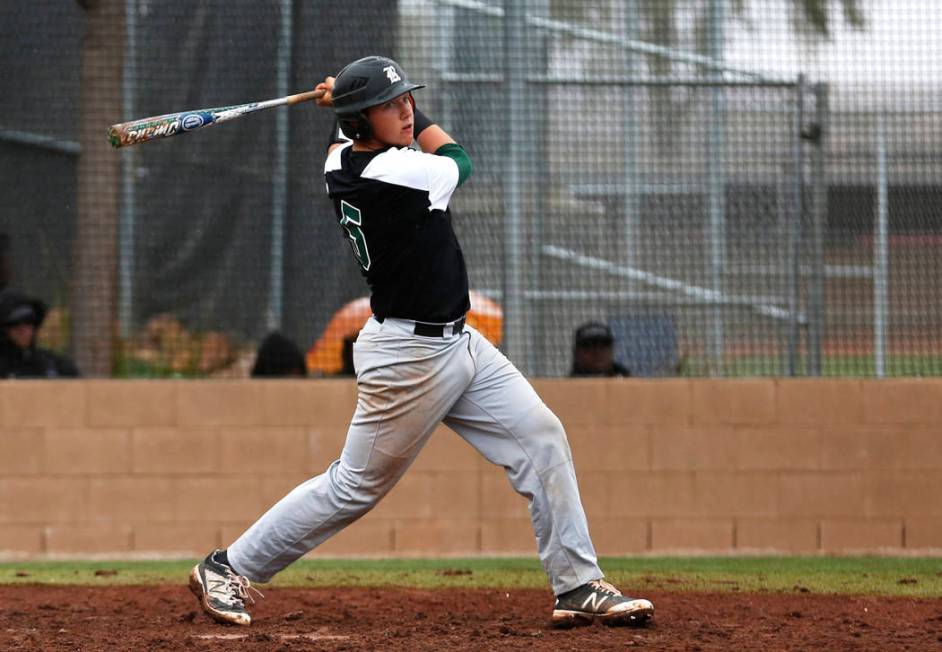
[{"xmin": 383, "ymin": 65, "xmax": 401, "ymax": 84}]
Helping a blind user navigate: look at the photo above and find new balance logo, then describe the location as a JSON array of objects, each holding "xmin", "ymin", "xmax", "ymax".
[
  {"xmin": 383, "ymin": 65, "xmax": 401, "ymax": 84},
  {"xmin": 581, "ymin": 592, "xmax": 608, "ymax": 612}
]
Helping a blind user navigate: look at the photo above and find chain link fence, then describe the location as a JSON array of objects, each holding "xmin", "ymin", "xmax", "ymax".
[{"xmin": 1, "ymin": 0, "xmax": 939, "ymax": 377}]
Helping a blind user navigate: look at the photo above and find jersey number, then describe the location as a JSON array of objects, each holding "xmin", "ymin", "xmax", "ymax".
[{"xmin": 339, "ymin": 200, "xmax": 371, "ymax": 270}]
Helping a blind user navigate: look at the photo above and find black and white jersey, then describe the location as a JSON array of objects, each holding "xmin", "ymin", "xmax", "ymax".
[{"xmin": 324, "ymin": 143, "xmax": 470, "ymax": 323}]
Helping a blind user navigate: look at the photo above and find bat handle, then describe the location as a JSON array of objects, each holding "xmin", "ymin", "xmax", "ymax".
[{"xmin": 285, "ymin": 90, "xmax": 321, "ymax": 106}]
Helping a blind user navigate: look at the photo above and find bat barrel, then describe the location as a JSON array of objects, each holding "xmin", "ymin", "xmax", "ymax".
[
  {"xmin": 107, "ymin": 91, "xmax": 313, "ymax": 149},
  {"xmin": 109, "ymin": 109, "xmax": 221, "ymax": 149}
]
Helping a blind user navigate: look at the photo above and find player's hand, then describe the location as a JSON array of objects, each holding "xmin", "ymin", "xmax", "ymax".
[{"xmin": 314, "ymin": 76, "xmax": 335, "ymax": 107}]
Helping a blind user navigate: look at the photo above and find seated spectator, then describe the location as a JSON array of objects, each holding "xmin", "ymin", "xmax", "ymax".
[
  {"xmin": 570, "ymin": 321, "xmax": 631, "ymax": 377},
  {"xmin": 251, "ymin": 331, "xmax": 307, "ymax": 377},
  {"xmin": 0, "ymin": 292, "xmax": 80, "ymax": 378},
  {"xmin": 0, "ymin": 232, "xmax": 11, "ymax": 296},
  {"xmin": 339, "ymin": 334, "xmax": 357, "ymax": 377}
]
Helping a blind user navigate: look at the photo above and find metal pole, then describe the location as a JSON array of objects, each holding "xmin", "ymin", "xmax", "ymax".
[
  {"xmin": 503, "ymin": 0, "xmax": 528, "ymax": 371},
  {"xmin": 431, "ymin": 0, "xmax": 790, "ymax": 84},
  {"xmin": 118, "ymin": 0, "xmax": 138, "ymax": 340},
  {"xmin": 874, "ymin": 111, "xmax": 889, "ymax": 377},
  {"xmin": 0, "ymin": 129, "xmax": 80, "ymax": 155},
  {"xmin": 529, "ymin": 0, "xmax": 548, "ymax": 375},
  {"xmin": 786, "ymin": 77, "xmax": 805, "ymax": 376},
  {"xmin": 706, "ymin": 0, "xmax": 727, "ymax": 376},
  {"xmin": 622, "ymin": 0, "xmax": 641, "ymax": 275},
  {"xmin": 807, "ymin": 82, "xmax": 828, "ymax": 375},
  {"xmin": 267, "ymin": 0, "xmax": 293, "ymax": 332},
  {"xmin": 776, "ymin": 165, "xmax": 789, "ymax": 375},
  {"xmin": 434, "ymin": 0, "xmax": 454, "ymax": 126}
]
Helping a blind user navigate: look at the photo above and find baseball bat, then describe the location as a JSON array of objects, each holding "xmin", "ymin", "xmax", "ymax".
[{"xmin": 108, "ymin": 89, "xmax": 321, "ymax": 148}]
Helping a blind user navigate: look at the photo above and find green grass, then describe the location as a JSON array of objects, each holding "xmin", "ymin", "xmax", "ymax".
[
  {"xmin": 111, "ymin": 356, "xmax": 203, "ymax": 379},
  {"xmin": 2, "ymin": 557, "xmax": 941, "ymax": 597},
  {"xmin": 681, "ymin": 355, "xmax": 942, "ymax": 377}
]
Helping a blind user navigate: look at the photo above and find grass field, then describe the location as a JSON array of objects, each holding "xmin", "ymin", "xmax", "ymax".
[
  {"xmin": 111, "ymin": 351, "xmax": 942, "ymax": 378},
  {"xmin": 683, "ymin": 355, "xmax": 942, "ymax": 377},
  {"xmin": 2, "ymin": 557, "xmax": 941, "ymax": 597}
]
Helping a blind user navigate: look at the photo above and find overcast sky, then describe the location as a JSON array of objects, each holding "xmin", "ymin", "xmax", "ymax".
[
  {"xmin": 406, "ymin": 0, "xmax": 940, "ymax": 108},
  {"xmin": 726, "ymin": 0, "xmax": 942, "ymax": 94}
]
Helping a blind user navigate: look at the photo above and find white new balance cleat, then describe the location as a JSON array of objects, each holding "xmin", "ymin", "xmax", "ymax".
[
  {"xmin": 189, "ymin": 550, "xmax": 262, "ymax": 626},
  {"xmin": 551, "ymin": 579, "xmax": 653, "ymax": 628}
]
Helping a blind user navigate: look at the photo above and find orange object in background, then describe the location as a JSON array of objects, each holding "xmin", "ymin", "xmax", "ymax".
[{"xmin": 306, "ymin": 291, "xmax": 503, "ymax": 375}]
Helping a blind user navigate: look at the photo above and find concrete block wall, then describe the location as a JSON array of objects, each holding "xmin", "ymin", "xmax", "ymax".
[{"xmin": 0, "ymin": 378, "xmax": 940, "ymax": 558}]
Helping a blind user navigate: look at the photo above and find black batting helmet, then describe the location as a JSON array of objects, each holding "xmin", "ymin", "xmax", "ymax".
[{"xmin": 332, "ymin": 56, "xmax": 425, "ymax": 140}]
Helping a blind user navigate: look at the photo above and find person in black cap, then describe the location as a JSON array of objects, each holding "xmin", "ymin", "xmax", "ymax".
[
  {"xmin": 570, "ymin": 321, "xmax": 631, "ymax": 377},
  {"xmin": 339, "ymin": 334, "xmax": 357, "ymax": 377},
  {"xmin": 0, "ymin": 292, "xmax": 79, "ymax": 378},
  {"xmin": 250, "ymin": 331, "xmax": 307, "ymax": 378},
  {"xmin": 0, "ymin": 232, "xmax": 12, "ymax": 296}
]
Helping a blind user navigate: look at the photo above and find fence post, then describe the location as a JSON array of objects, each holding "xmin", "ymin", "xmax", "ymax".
[
  {"xmin": 786, "ymin": 77, "xmax": 805, "ymax": 376},
  {"xmin": 622, "ymin": 0, "xmax": 642, "ymax": 275},
  {"xmin": 706, "ymin": 0, "xmax": 728, "ymax": 376},
  {"xmin": 118, "ymin": 0, "xmax": 138, "ymax": 341},
  {"xmin": 874, "ymin": 111, "xmax": 889, "ymax": 377},
  {"xmin": 266, "ymin": 0, "xmax": 294, "ymax": 332},
  {"xmin": 807, "ymin": 82, "xmax": 829, "ymax": 376},
  {"xmin": 434, "ymin": 1, "xmax": 454, "ymax": 128},
  {"xmin": 502, "ymin": 0, "xmax": 529, "ymax": 372},
  {"xmin": 528, "ymin": 0, "xmax": 549, "ymax": 375},
  {"xmin": 72, "ymin": 0, "xmax": 125, "ymax": 376}
]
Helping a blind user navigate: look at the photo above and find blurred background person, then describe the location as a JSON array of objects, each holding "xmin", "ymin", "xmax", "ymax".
[
  {"xmin": 570, "ymin": 321, "xmax": 630, "ymax": 378},
  {"xmin": 0, "ymin": 232, "xmax": 12, "ymax": 299},
  {"xmin": 338, "ymin": 334, "xmax": 357, "ymax": 377},
  {"xmin": 251, "ymin": 331, "xmax": 307, "ymax": 378},
  {"xmin": 0, "ymin": 292, "xmax": 80, "ymax": 378}
]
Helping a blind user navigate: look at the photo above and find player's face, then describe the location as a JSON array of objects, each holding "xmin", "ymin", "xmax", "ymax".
[{"xmin": 364, "ymin": 93, "xmax": 414, "ymax": 147}]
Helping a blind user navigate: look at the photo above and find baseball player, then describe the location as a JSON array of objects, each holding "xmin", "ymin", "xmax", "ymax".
[{"xmin": 189, "ymin": 55, "xmax": 653, "ymax": 630}]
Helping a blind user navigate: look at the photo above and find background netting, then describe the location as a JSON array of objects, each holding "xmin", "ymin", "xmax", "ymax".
[{"xmin": 1, "ymin": 0, "xmax": 939, "ymax": 377}]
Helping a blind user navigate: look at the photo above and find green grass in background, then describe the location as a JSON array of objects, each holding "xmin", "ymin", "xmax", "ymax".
[
  {"xmin": 1, "ymin": 557, "xmax": 941, "ymax": 597},
  {"xmin": 680, "ymin": 355, "xmax": 942, "ymax": 377}
]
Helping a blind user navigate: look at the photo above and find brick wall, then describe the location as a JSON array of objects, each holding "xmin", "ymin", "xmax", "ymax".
[{"xmin": 0, "ymin": 379, "xmax": 940, "ymax": 558}]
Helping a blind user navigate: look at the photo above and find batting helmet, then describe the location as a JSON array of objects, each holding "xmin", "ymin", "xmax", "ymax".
[{"xmin": 332, "ymin": 56, "xmax": 425, "ymax": 140}]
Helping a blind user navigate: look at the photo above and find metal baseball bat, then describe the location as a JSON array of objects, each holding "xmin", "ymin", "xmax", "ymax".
[{"xmin": 107, "ymin": 89, "xmax": 321, "ymax": 148}]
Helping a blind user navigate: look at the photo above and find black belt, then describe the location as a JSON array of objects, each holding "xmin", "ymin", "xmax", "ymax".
[
  {"xmin": 374, "ymin": 315, "xmax": 466, "ymax": 337},
  {"xmin": 414, "ymin": 317, "xmax": 465, "ymax": 337}
]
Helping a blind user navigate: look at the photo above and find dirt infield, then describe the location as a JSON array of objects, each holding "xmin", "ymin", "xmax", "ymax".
[{"xmin": 2, "ymin": 585, "xmax": 941, "ymax": 651}]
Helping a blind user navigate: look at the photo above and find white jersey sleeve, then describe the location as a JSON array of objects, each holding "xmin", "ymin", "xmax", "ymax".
[
  {"xmin": 362, "ymin": 147, "xmax": 460, "ymax": 211},
  {"xmin": 324, "ymin": 141, "xmax": 351, "ymax": 174}
]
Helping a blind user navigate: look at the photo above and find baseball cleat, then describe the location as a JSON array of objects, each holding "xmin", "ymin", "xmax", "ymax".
[
  {"xmin": 551, "ymin": 579, "xmax": 653, "ymax": 628},
  {"xmin": 189, "ymin": 550, "xmax": 262, "ymax": 626}
]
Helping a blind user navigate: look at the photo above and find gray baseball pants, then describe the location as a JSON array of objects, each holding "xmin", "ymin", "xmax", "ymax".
[{"xmin": 227, "ymin": 316, "xmax": 603, "ymax": 595}]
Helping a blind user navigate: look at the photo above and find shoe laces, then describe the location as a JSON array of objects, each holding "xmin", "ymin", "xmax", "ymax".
[
  {"xmin": 222, "ymin": 569, "xmax": 264, "ymax": 607},
  {"xmin": 588, "ymin": 579, "xmax": 623, "ymax": 597}
]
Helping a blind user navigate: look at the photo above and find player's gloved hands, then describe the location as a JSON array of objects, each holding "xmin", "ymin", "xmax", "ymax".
[{"xmin": 313, "ymin": 77, "xmax": 335, "ymax": 107}]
